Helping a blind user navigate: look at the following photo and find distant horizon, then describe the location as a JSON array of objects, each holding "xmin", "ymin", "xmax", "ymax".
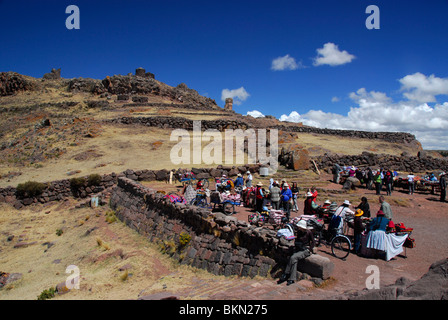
[{"xmin": 0, "ymin": 0, "xmax": 447, "ymax": 149}]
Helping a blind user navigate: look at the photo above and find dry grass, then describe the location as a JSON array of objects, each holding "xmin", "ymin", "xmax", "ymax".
[{"xmin": 0, "ymin": 199, "xmax": 258, "ymax": 300}]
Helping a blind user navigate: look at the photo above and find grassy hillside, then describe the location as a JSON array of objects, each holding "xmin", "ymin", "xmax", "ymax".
[{"xmin": 0, "ymin": 73, "xmax": 423, "ymax": 188}]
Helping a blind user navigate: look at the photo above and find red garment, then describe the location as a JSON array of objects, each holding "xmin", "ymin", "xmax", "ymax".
[
  {"xmin": 304, "ymin": 197, "xmax": 317, "ymax": 215},
  {"xmin": 256, "ymin": 186, "xmax": 263, "ymax": 199}
]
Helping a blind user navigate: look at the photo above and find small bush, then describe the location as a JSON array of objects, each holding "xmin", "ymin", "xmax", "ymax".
[
  {"xmin": 70, "ymin": 177, "xmax": 86, "ymax": 189},
  {"xmin": 87, "ymin": 174, "xmax": 102, "ymax": 186},
  {"xmin": 105, "ymin": 210, "xmax": 117, "ymax": 224},
  {"xmin": 16, "ymin": 181, "xmax": 46, "ymax": 198},
  {"xmin": 179, "ymin": 232, "xmax": 191, "ymax": 248},
  {"xmin": 37, "ymin": 287, "xmax": 56, "ymax": 300},
  {"xmin": 56, "ymin": 229, "xmax": 63, "ymax": 236}
]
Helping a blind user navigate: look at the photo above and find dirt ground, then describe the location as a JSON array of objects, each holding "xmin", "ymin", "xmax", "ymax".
[{"xmin": 0, "ymin": 172, "xmax": 447, "ymax": 300}]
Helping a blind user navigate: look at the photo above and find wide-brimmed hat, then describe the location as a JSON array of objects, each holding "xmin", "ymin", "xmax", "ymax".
[
  {"xmin": 355, "ymin": 209, "xmax": 364, "ymax": 217},
  {"xmin": 324, "ymin": 199, "xmax": 331, "ymax": 204},
  {"xmin": 306, "ymin": 192, "xmax": 313, "ymax": 197},
  {"xmin": 237, "ymin": 173, "xmax": 242, "ymax": 177},
  {"xmin": 377, "ymin": 210, "xmax": 385, "ymax": 216},
  {"xmin": 343, "ymin": 200, "xmax": 351, "ymax": 206},
  {"xmin": 256, "ymin": 182, "xmax": 263, "ymax": 186},
  {"xmin": 440, "ymin": 172, "xmax": 446, "ymax": 176},
  {"xmin": 283, "ymin": 183, "xmax": 289, "ymax": 188},
  {"xmin": 296, "ymin": 220, "xmax": 307, "ymax": 230}
]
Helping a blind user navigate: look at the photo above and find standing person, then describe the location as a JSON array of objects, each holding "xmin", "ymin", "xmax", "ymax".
[
  {"xmin": 374, "ymin": 169, "xmax": 382, "ymax": 195},
  {"xmin": 333, "ymin": 163, "xmax": 342, "ymax": 184},
  {"xmin": 407, "ymin": 172, "xmax": 415, "ymax": 195},
  {"xmin": 366, "ymin": 168, "xmax": 374, "ymax": 190},
  {"xmin": 281, "ymin": 183, "xmax": 293, "ymax": 219},
  {"xmin": 245, "ymin": 171, "xmax": 253, "ymax": 188},
  {"xmin": 303, "ymin": 192, "xmax": 318, "ymax": 215},
  {"xmin": 379, "ymin": 196, "xmax": 393, "ymax": 220},
  {"xmin": 269, "ymin": 182, "xmax": 281, "ymax": 210},
  {"xmin": 384, "ymin": 170, "xmax": 393, "ymax": 196},
  {"xmin": 353, "ymin": 209, "xmax": 365, "ymax": 255},
  {"xmin": 255, "ymin": 182, "xmax": 264, "ymax": 213},
  {"xmin": 328, "ymin": 200, "xmax": 355, "ymax": 236},
  {"xmin": 277, "ymin": 220, "xmax": 316, "ymax": 286},
  {"xmin": 440, "ymin": 172, "xmax": 447, "ymax": 202},
  {"xmin": 291, "ymin": 182, "xmax": 300, "ymax": 212},
  {"xmin": 355, "ymin": 196, "xmax": 371, "ymax": 218}
]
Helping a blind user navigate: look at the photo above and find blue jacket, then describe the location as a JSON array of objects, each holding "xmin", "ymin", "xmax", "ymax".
[
  {"xmin": 368, "ymin": 216, "xmax": 389, "ymax": 232},
  {"xmin": 234, "ymin": 176, "xmax": 244, "ymax": 187},
  {"xmin": 281, "ymin": 188, "xmax": 292, "ymax": 202}
]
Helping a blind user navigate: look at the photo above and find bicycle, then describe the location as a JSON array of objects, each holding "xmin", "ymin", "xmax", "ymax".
[{"xmin": 319, "ymin": 216, "xmax": 354, "ymax": 260}]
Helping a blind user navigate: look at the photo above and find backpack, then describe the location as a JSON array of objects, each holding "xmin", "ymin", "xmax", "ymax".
[{"xmin": 328, "ymin": 214, "xmax": 341, "ymax": 230}]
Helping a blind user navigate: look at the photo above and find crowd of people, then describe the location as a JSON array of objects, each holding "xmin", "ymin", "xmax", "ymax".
[{"xmin": 333, "ymin": 164, "xmax": 447, "ymax": 202}]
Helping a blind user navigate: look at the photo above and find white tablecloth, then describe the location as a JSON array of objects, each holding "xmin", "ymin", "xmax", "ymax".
[{"xmin": 366, "ymin": 231, "xmax": 408, "ymax": 261}]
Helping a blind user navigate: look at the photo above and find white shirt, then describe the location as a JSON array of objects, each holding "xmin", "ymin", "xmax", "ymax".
[{"xmin": 407, "ymin": 174, "xmax": 415, "ymax": 182}]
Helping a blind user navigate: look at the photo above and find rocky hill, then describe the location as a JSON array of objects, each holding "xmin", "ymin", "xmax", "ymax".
[{"xmin": 0, "ymin": 68, "xmax": 438, "ymax": 188}]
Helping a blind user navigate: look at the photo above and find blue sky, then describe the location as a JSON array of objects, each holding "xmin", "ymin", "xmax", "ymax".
[{"xmin": 1, "ymin": 0, "xmax": 448, "ymax": 149}]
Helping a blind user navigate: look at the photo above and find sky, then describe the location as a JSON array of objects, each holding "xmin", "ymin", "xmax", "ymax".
[{"xmin": 0, "ymin": 0, "xmax": 447, "ymax": 149}]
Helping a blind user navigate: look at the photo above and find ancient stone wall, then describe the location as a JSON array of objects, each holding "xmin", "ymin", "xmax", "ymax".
[{"xmin": 109, "ymin": 177, "xmax": 333, "ymax": 279}]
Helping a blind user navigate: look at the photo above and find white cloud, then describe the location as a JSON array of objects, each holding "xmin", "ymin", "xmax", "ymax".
[
  {"xmin": 279, "ymin": 87, "xmax": 448, "ymax": 149},
  {"xmin": 246, "ymin": 110, "xmax": 265, "ymax": 118},
  {"xmin": 331, "ymin": 96, "xmax": 340, "ymax": 103},
  {"xmin": 399, "ymin": 72, "xmax": 448, "ymax": 103},
  {"xmin": 313, "ymin": 42, "xmax": 356, "ymax": 67},
  {"xmin": 271, "ymin": 54, "xmax": 304, "ymax": 71},
  {"xmin": 221, "ymin": 87, "xmax": 250, "ymax": 105}
]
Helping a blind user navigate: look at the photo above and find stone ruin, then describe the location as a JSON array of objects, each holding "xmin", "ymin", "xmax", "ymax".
[
  {"xmin": 224, "ymin": 98, "xmax": 233, "ymax": 111},
  {"xmin": 43, "ymin": 68, "xmax": 61, "ymax": 80},
  {"xmin": 135, "ymin": 67, "xmax": 155, "ymax": 79}
]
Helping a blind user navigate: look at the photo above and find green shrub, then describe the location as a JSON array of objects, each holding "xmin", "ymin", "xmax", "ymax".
[
  {"xmin": 16, "ymin": 181, "xmax": 46, "ymax": 198},
  {"xmin": 87, "ymin": 174, "xmax": 102, "ymax": 186},
  {"xmin": 70, "ymin": 177, "xmax": 86, "ymax": 189},
  {"xmin": 56, "ymin": 229, "xmax": 64, "ymax": 236},
  {"xmin": 179, "ymin": 232, "xmax": 191, "ymax": 248},
  {"xmin": 37, "ymin": 287, "xmax": 56, "ymax": 300}
]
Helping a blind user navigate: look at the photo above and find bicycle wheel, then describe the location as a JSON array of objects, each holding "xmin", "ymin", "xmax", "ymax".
[
  {"xmin": 223, "ymin": 202, "xmax": 234, "ymax": 215},
  {"xmin": 331, "ymin": 235, "xmax": 351, "ymax": 260}
]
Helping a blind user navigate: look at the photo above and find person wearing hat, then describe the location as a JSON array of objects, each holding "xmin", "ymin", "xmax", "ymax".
[
  {"xmin": 353, "ymin": 209, "xmax": 366, "ymax": 254},
  {"xmin": 328, "ymin": 200, "xmax": 355, "ymax": 236},
  {"xmin": 303, "ymin": 191, "xmax": 318, "ymax": 215},
  {"xmin": 269, "ymin": 181, "xmax": 281, "ymax": 210},
  {"xmin": 255, "ymin": 182, "xmax": 264, "ymax": 213},
  {"xmin": 278, "ymin": 219, "xmax": 316, "ymax": 286},
  {"xmin": 234, "ymin": 173, "xmax": 244, "ymax": 188},
  {"xmin": 440, "ymin": 172, "xmax": 446, "ymax": 202},
  {"xmin": 365, "ymin": 209, "xmax": 390, "ymax": 256},
  {"xmin": 280, "ymin": 183, "xmax": 293, "ymax": 219}
]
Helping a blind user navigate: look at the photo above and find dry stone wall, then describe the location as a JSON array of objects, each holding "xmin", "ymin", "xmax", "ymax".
[{"xmin": 109, "ymin": 177, "xmax": 333, "ymax": 279}]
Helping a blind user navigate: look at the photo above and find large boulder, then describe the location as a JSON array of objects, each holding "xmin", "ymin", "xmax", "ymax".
[{"xmin": 297, "ymin": 254, "xmax": 334, "ymax": 280}]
